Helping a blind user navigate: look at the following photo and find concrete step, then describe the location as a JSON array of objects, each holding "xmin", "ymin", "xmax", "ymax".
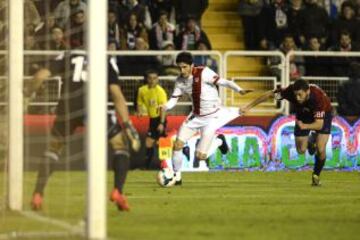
[
  {"xmin": 208, "ymin": 33, "xmax": 243, "ymax": 42},
  {"xmin": 208, "ymin": 0, "xmax": 238, "ymax": 11},
  {"xmin": 203, "ymin": 11, "xmax": 241, "ymax": 21},
  {"xmin": 203, "ymin": 19, "xmax": 242, "ymax": 28},
  {"xmin": 212, "ymin": 41, "xmax": 244, "ymax": 50},
  {"xmin": 208, "ymin": 3, "xmax": 239, "ymax": 11},
  {"xmin": 204, "ymin": 27, "xmax": 243, "ymax": 34},
  {"xmin": 227, "ymin": 72, "xmax": 264, "ymax": 77},
  {"xmin": 209, "ymin": 0, "xmax": 238, "ymax": 4},
  {"xmin": 227, "ymin": 57, "xmax": 265, "ymax": 72}
]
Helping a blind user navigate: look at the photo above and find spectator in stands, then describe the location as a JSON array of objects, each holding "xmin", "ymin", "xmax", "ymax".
[
  {"xmin": 24, "ymin": 31, "xmax": 42, "ymax": 75},
  {"xmin": 175, "ymin": 16, "xmax": 211, "ymax": 50},
  {"xmin": 0, "ymin": 0, "xmax": 5, "ymax": 49},
  {"xmin": 120, "ymin": 13, "xmax": 149, "ymax": 50},
  {"xmin": 355, "ymin": 0, "xmax": 360, "ymax": 20},
  {"xmin": 112, "ymin": 0, "xmax": 130, "ymax": 28},
  {"xmin": 48, "ymin": 26, "xmax": 68, "ymax": 50},
  {"xmin": 298, "ymin": 0, "xmax": 329, "ymax": 47},
  {"xmin": 304, "ymin": 36, "xmax": 330, "ymax": 76},
  {"xmin": 24, "ymin": 34, "xmax": 39, "ymax": 52},
  {"xmin": 35, "ymin": 14, "xmax": 57, "ymax": 49},
  {"xmin": 148, "ymin": 0, "xmax": 175, "ymax": 25},
  {"xmin": 174, "ymin": 0, "xmax": 208, "ymax": 27},
  {"xmin": 127, "ymin": 0, "xmax": 152, "ymax": 30},
  {"xmin": 257, "ymin": 0, "xmax": 289, "ymax": 49},
  {"xmin": 108, "ymin": 9, "xmax": 121, "ymax": 47},
  {"xmin": 157, "ymin": 40, "xmax": 179, "ymax": 75},
  {"xmin": 54, "ymin": 0, "xmax": 87, "ymax": 29},
  {"xmin": 238, "ymin": 0, "xmax": 264, "ymax": 50},
  {"xmin": 269, "ymin": 34, "xmax": 305, "ymax": 80},
  {"xmin": 117, "ymin": 37, "xmax": 162, "ymax": 75},
  {"xmin": 330, "ymin": 1, "xmax": 360, "ymax": 46},
  {"xmin": 287, "ymin": 0, "xmax": 304, "ymax": 47},
  {"xmin": 337, "ymin": 62, "xmax": 360, "ymax": 115},
  {"xmin": 149, "ymin": 10, "xmax": 175, "ymax": 50},
  {"xmin": 328, "ymin": 30, "xmax": 360, "ymax": 76},
  {"xmin": 24, "ymin": 0, "xmax": 42, "ymax": 28},
  {"xmin": 67, "ymin": 9, "xmax": 86, "ymax": 49},
  {"xmin": 193, "ymin": 40, "xmax": 218, "ymax": 72}
]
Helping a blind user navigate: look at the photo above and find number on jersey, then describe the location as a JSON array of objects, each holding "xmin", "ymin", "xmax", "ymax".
[{"xmin": 71, "ymin": 56, "xmax": 87, "ymax": 82}]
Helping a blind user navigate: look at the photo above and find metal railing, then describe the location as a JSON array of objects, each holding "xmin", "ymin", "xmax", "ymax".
[
  {"xmin": 224, "ymin": 51, "xmax": 286, "ymax": 113},
  {"xmin": 0, "ymin": 50, "xmax": 358, "ymax": 115}
]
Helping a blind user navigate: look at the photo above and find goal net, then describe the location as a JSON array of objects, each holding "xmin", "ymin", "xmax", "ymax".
[{"xmin": 1, "ymin": 0, "xmax": 107, "ymax": 238}]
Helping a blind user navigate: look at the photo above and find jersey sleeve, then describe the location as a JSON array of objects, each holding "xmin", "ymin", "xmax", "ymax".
[
  {"xmin": 48, "ymin": 53, "xmax": 65, "ymax": 76},
  {"xmin": 171, "ymin": 81, "xmax": 183, "ymax": 98},
  {"xmin": 108, "ymin": 58, "xmax": 119, "ymax": 85},
  {"xmin": 202, "ymin": 66, "xmax": 220, "ymax": 85},
  {"xmin": 275, "ymin": 85, "xmax": 293, "ymax": 101}
]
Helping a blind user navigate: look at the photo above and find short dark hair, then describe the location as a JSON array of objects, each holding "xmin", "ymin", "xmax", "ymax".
[
  {"xmin": 158, "ymin": 10, "xmax": 168, "ymax": 19},
  {"xmin": 293, "ymin": 79, "xmax": 310, "ymax": 91},
  {"xmin": 144, "ymin": 69, "xmax": 159, "ymax": 79},
  {"xmin": 176, "ymin": 51, "xmax": 193, "ymax": 65},
  {"xmin": 340, "ymin": 30, "xmax": 351, "ymax": 38},
  {"xmin": 349, "ymin": 62, "xmax": 360, "ymax": 78}
]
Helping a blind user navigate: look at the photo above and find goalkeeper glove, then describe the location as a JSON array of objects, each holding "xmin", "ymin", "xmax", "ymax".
[{"xmin": 124, "ymin": 121, "xmax": 141, "ymax": 152}]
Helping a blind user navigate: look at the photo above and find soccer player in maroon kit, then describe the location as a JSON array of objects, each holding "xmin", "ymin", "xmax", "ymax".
[{"xmin": 241, "ymin": 79, "xmax": 333, "ymax": 186}]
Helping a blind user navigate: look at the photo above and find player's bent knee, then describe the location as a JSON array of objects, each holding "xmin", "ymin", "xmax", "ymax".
[
  {"xmin": 195, "ymin": 151, "xmax": 207, "ymax": 160},
  {"xmin": 48, "ymin": 136, "xmax": 65, "ymax": 156},
  {"xmin": 317, "ymin": 150, "xmax": 326, "ymax": 159},
  {"xmin": 173, "ymin": 140, "xmax": 185, "ymax": 151},
  {"xmin": 110, "ymin": 132, "xmax": 128, "ymax": 151},
  {"xmin": 296, "ymin": 147, "xmax": 306, "ymax": 155}
]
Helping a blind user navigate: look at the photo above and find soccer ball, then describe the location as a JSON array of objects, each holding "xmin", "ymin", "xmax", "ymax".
[{"xmin": 157, "ymin": 168, "xmax": 176, "ymax": 187}]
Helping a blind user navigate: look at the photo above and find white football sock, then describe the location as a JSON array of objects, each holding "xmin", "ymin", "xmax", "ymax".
[
  {"xmin": 174, "ymin": 171, "xmax": 181, "ymax": 181},
  {"xmin": 172, "ymin": 150, "xmax": 183, "ymax": 172},
  {"xmin": 206, "ymin": 137, "xmax": 223, "ymax": 158}
]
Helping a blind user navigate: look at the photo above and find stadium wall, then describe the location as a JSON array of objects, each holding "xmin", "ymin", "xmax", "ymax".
[{"xmin": 21, "ymin": 115, "xmax": 360, "ymax": 171}]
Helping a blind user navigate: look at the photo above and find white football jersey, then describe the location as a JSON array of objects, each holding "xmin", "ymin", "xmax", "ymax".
[{"xmin": 171, "ymin": 66, "xmax": 221, "ymax": 116}]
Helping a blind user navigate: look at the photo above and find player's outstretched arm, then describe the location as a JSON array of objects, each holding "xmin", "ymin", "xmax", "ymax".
[
  {"xmin": 240, "ymin": 90, "xmax": 275, "ymax": 114},
  {"xmin": 109, "ymin": 84, "xmax": 131, "ymax": 123},
  {"xmin": 216, "ymin": 78, "xmax": 253, "ymax": 95},
  {"xmin": 296, "ymin": 119, "xmax": 324, "ymax": 131},
  {"xmin": 109, "ymin": 84, "xmax": 140, "ymax": 151},
  {"xmin": 24, "ymin": 68, "xmax": 52, "ymax": 98},
  {"xmin": 23, "ymin": 68, "xmax": 52, "ymax": 112}
]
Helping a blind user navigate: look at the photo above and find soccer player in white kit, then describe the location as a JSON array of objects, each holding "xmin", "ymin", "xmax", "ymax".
[{"xmin": 161, "ymin": 52, "xmax": 252, "ymax": 185}]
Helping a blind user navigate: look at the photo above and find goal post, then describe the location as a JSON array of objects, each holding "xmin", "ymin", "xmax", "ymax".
[
  {"xmin": 87, "ymin": 0, "xmax": 108, "ymax": 239},
  {"xmin": 8, "ymin": 0, "xmax": 24, "ymax": 211}
]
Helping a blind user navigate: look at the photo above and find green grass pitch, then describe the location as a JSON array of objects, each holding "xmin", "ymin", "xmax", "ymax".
[{"xmin": 1, "ymin": 171, "xmax": 360, "ymax": 240}]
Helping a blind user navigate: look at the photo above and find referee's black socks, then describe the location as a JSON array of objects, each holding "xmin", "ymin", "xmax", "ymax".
[{"xmin": 145, "ymin": 147, "xmax": 155, "ymax": 169}]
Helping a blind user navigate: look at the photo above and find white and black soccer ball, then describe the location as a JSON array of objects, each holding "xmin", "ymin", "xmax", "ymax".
[{"xmin": 157, "ymin": 168, "xmax": 176, "ymax": 187}]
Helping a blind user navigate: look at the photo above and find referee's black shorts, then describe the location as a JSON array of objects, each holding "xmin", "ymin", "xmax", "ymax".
[{"xmin": 147, "ymin": 117, "xmax": 167, "ymax": 140}]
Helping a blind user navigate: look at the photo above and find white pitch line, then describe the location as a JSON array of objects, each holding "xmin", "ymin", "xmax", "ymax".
[
  {"xmin": 0, "ymin": 231, "xmax": 79, "ymax": 240},
  {"xmin": 19, "ymin": 211, "xmax": 84, "ymax": 236},
  {"xmin": 126, "ymin": 194, "xmax": 358, "ymax": 200}
]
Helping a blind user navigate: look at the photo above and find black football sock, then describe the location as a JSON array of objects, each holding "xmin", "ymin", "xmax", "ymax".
[
  {"xmin": 113, "ymin": 151, "xmax": 130, "ymax": 193},
  {"xmin": 313, "ymin": 154, "xmax": 326, "ymax": 176},
  {"xmin": 34, "ymin": 154, "xmax": 57, "ymax": 195},
  {"xmin": 193, "ymin": 157, "xmax": 200, "ymax": 168},
  {"xmin": 145, "ymin": 147, "xmax": 154, "ymax": 169}
]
